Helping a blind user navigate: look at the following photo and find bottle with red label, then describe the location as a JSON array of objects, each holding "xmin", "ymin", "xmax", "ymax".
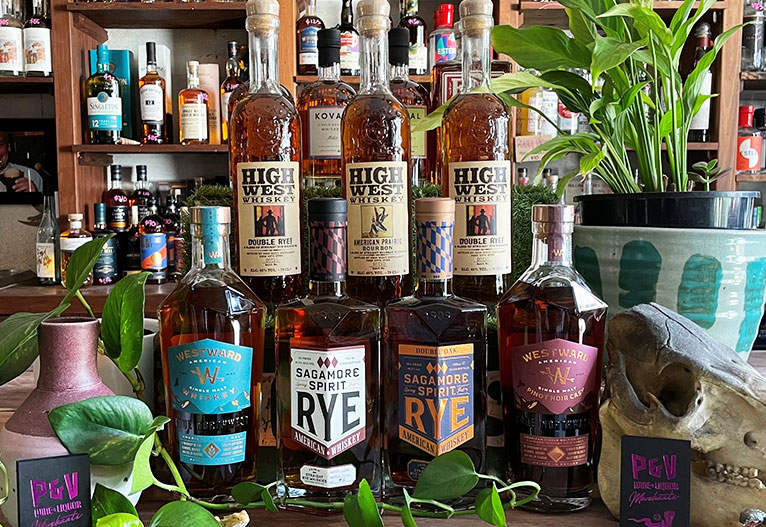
[
  {"xmin": 737, "ymin": 105, "xmax": 763, "ymax": 174},
  {"xmin": 497, "ymin": 204, "xmax": 607, "ymax": 512}
]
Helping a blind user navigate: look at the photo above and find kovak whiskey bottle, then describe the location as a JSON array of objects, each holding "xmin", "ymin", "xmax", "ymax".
[
  {"xmin": 341, "ymin": 0, "xmax": 412, "ymax": 306},
  {"xmin": 158, "ymin": 206, "xmax": 266, "ymax": 496},
  {"xmin": 230, "ymin": 0, "xmax": 302, "ymax": 308},
  {"xmin": 103, "ymin": 164, "xmax": 129, "ymax": 232},
  {"xmin": 297, "ymin": 28, "xmax": 356, "ymax": 189},
  {"xmin": 383, "ymin": 198, "xmax": 487, "ymax": 496},
  {"xmin": 84, "ymin": 45, "xmax": 122, "ymax": 145},
  {"xmin": 221, "ymin": 41, "xmax": 245, "ymax": 143},
  {"xmin": 124, "ymin": 205, "xmax": 142, "ymax": 277},
  {"xmin": 296, "ymin": 0, "xmax": 324, "ymax": 76},
  {"xmin": 179, "ymin": 60, "xmax": 209, "ymax": 145},
  {"xmin": 497, "ymin": 205, "xmax": 607, "ymax": 512},
  {"xmin": 275, "ymin": 198, "xmax": 381, "ymax": 501},
  {"xmin": 441, "ymin": 0, "xmax": 511, "ymax": 305},
  {"xmin": 139, "ymin": 42, "xmax": 167, "ymax": 144}
]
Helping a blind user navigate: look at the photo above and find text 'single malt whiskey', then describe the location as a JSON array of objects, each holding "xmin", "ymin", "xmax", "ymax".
[
  {"xmin": 276, "ymin": 198, "xmax": 381, "ymax": 502},
  {"xmin": 497, "ymin": 205, "xmax": 607, "ymax": 512},
  {"xmin": 341, "ymin": 0, "xmax": 412, "ymax": 306},
  {"xmin": 158, "ymin": 206, "xmax": 266, "ymax": 496},
  {"xmin": 383, "ymin": 198, "xmax": 487, "ymax": 499},
  {"xmin": 230, "ymin": 0, "xmax": 303, "ymax": 308}
]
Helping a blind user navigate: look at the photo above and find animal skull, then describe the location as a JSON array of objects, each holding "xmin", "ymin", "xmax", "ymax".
[{"xmin": 599, "ymin": 303, "xmax": 766, "ymax": 527}]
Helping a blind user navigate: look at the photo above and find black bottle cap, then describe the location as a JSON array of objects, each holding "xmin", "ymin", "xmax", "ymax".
[
  {"xmin": 318, "ymin": 28, "xmax": 341, "ymax": 68},
  {"xmin": 308, "ymin": 197, "xmax": 347, "ymax": 223},
  {"xmin": 136, "ymin": 165, "xmax": 147, "ymax": 180},
  {"xmin": 146, "ymin": 42, "xmax": 156, "ymax": 64},
  {"xmin": 517, "ymin": 167, "xmax": 528, "ymax": 177},
  {"xmin": 109, "ymin": 164, "xmax": 122, "ymax": 180},
  {"xmin": 756, "ymin": 108, "xmax": 766, "ymax": 129},
  {"xmin": 388, "ymin": 27, "xmax": 409, "ymax": 66},
  {"xmin": 228, "ymin": 40, "xmax": 238, "ymax": 57}
]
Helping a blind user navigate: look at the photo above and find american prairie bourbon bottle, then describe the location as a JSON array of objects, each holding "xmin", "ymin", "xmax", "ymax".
[
  {"xmin": 158, "ymin": 206, "xmax": 266, "ymax": 496},
  {"xmin": 230, "ymin": 0, "xmax": 302, "ymax": 308},
  {"xmin": 341, "ymin": 0, "xmax": 412, "ymax": 306},
  {"xmin": 497, "ymin": 205, "xmax": 607, "ymax": 512},
  {"xmin": 276, "ymin": 198, "xmax": 381, "ymax": 501},
  {"xmin": 383, "ymin": 198, "xmax": 487, "ymax": 497}
]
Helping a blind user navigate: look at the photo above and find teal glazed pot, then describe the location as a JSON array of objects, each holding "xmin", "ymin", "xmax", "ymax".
[{"xmin": 573, "ymin": 226, "xmax": 766, "ymax": 356}]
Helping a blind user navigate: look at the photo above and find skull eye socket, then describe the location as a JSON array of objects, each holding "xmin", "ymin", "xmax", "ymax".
[
  {"xmin": 745, "ymin": 431, "xmax": 758, "ymax": 448},
  {"xmin": 656, "ymin": 363, "xmax": 698, "ymax": 417}
]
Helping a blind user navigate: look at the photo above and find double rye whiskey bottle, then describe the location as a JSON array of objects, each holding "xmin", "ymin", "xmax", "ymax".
[
  {"xmin": 341, "ymin": 0, "xmax": 412, "ymax": 306},
  {"xmin": 497, "ymin": 205, "xmax": 607, "ymax": 512},
  {"xmin": 276, "ymin": 198, "xmax": 381, "ymax": 501},
  {"xmin": 383, "ymin": 198, "xmax": 487, "ymax": 497},
  {"xmin": 231, "ymin": 0, "xmax": 302, "ymax": 308},
  {"xmin": 158, "ymin": 206, "xmax": 266, "ymax": 495}
]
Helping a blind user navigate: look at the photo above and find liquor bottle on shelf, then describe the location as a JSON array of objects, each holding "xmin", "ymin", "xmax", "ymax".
[
  {"xmin": 162, "ymin": 191, "xmax": 180, "ymax": 278},
  {"xmin": 60, "ymin": 213, "xmax": 93, "ymax": 286},
  {"xmin": 124, "ymin": 205, "xmax": 142, "ymax": 277},
  {"xmin": 103, "ymin": 164, "xmax": 129, "ymax": 232},
  {"xmin": 430, "ymin": 21, "xmax": 460, "ymax": 107},
  {"xmin": 517, "ymin": 167, "xmax": 529, "ymax": 186},
  {"xmin": 23, "ymin": 0, "xmax": 51, "ymax": 77},
  {"xmin": 0, "ymin": 0, "xmax": 23, "ymax": 77},
  {"xmin": 158, "ymin": 206, "xmax": 266, "ymax": 496},
  {"xmin": 130, "ymin": 164, "xmax": 152, "ymax": 220},
  {"xmin": 742, "ymin": 0, "xmax": 764, "ymax": 72},
  {"xmin": 139, "ymin": 195, "xmax": 167, "ymax": 285},
  {"xmin": 296, "ymin": 0, "xmax": 324, "ymax": 76},
  {"xmin": 174, "ymin": 205, "xmax": 188, "ymax": 279},
  {"xmin": 84, "ymin": 45, "xmax": 122, "ymax": 145},
  {"xmin": 389, "ymin": 27, "xmax": 432, "ymax": 186},
  {"xmin": 35, "ymin": 191, "xmax": 58, "ymax": 285},
  {"xmin": 275, "ymin": 198, "xmax": 381, "ymax": 501},
  {"xmin": 221, "ymin": 41, "xmax": 245, "ymax": 144},
  {"xmin": 342, "ymin": 0, "xmax": 412, "ymax": 306},
  {"xmin": 516, "ymin": 82, "xmax": 541, "ymax": 137},
  {"xmin": 383, "ymin": 198, "xmax": 487, "ymax": 496},
  {"xmin": 93, "ymin": 203, "xmax": 118, "ymax": 285},
  {"xmin": 298, "ymin": 28, "xmax": 356, "ymax": 189},
  {"xmin": 230, "ymin": 0, "xmax": 302, "ymax": 308},
  {"xmin": 399, "ymin": 0, "xmax": 426, "ymax": 76},
  {"xmin": 497, "ymin": 204, "xmax": 607, "ymax": 512},
  {"xmin": 441, "ymin": 0, "xmax": 511, "ymax": 306},
  {"xmin": 339, "ymin": 0, "xmax": 360, "ymax": 76},
  {"xmin": 178, "ymin": 60, "xmax": 209, "ymax": 145},
  {"xmin": 689, "ymin": 22, "xmax": 713, "ymax": 143},
  {"xmin": 737, "ymin": 105, "xmax": 763, "ymax": 174},
  {"xmin": 428, "ymin": 3, "xmax": 456, "ymax": 71},
  {"xmin": 138, "ymin": 42, "xmax": 167, "ymax": 144}
]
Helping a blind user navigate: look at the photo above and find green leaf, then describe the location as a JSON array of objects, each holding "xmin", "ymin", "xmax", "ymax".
[
  {"xmin": 412, "ymin": 99, "xmax": 452, "ymax": 133},
  {"xmin": 232, "ymin": 481, "xmax": 267, "ymax": 505},
  {"xmin": 580, "ymin": 150, "xmax": 605, "ymax": 175},
  {"xmin": 357, "ymin": 479, "xmax": 383, "ymax": 527},
  {"xmin": 490, "ymin": 71, "xmax": 563, "ymax": 93},
  {"xmin": 130, "ymin": 432, "xmax": 155, "ymax": 494},
  {"xmin": 92, "ymin": 483, "xmax": 139, "ymax": 524},
  {"xmin": 491, "ymin": 25, "xmax": 592, "ymax": 70},
  {"xmin": 475, "ymin": 485, "xmax": 506, "ymax": 527},
  {"xmin": 62, "ymin": 237, "xmax": 111, "ymax": 302},
  {"xmin": 598, "ymin": 4, "xmax": 672, "ymax": 46},
  {"xmin": 401, "ymin": 489, "xmax": 417, "ymax": 527},
  {"xmin": 97, "ymin": 513, "xmax": 143, "ymax": 527},
  {"xmin": 48, "ymin": 396, "xmax": 155, "ymax": 465},
  {"xmin": 150, "ymin": 501, "xmax": 218, "ymax": 527},
  {"xmin": 567, "ymin": 7, "xmax": 597, "ymax": 45},
  {"xmin": 590, "ymin": 36, "xmax": 645, "ymax": 84},
  {"xmin": 343, "ymin": 492, "xmax": 364, "ymax": 527},
  {"xmin": 101, "ymin": 272, "xmax": 149, "ymax": 371},
  {"xmin": 413, "ymin": 451, "xmax": 479, "ymax": 500},
  {"xmin": 261, "ymin": 488, "xmax": 278, "ymax": 513}
]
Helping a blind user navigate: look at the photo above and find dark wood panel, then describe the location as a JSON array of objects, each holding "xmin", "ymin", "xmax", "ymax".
[
  {"xmin": 66, "ymin": 2, "xmax": 247, "ymax": 29},
  {"xmin": 0, "ymin": 76, "xmax": 54, "ymax": 94}
]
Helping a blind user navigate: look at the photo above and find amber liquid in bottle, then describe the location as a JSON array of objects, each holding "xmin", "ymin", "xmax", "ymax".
[
  {"xmin": 179, "ymin": 60, "xmax": 210, "ymax": 145},
  {"xmin": 138, "ymin": 42, "xmax": 167, "ymax": 144}
]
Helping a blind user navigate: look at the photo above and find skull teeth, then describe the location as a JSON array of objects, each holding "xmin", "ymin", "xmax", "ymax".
[{"xmin": 705, "ymin": 461, "xmax": 766, "ymax": 489}]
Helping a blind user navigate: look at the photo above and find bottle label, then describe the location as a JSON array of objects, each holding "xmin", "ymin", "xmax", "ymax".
[
  {"xmin": 36, "ymin": 242, "xmax": 55, "ymax": 278},
  {"xmin": 180, "ymin": 103, "xmax": 208, "ymax": 140},
  {"xmin": 107, "ymin": 203, "xmax": 129, "ymax": 230},
  {"xmin": 737, "ymin": 135, "xmax": 763, "ymax": 171},
  {"xmin": 310, "ymin": 219, "xmax": 347, "ymax": 281},
  {"xmin": 539, "ymin": 91, "xmax": 559, "ymax": 136},
  {"xmin": 519, "ymin": 433, "xmax": 589, "ymax": 468},
  {"xmin": 0, "ymin": 26, "xmax": 22, "ymax": 73},
  {"xmin": 417, "ymin": 220, "xmax": 453, "ymax": 280},
  {"xmin": 406, "ymin": 460, "xmax": 429, "ymax": 481},
  {"xmin": 94, "ymin": 236, "xmax": 118, "ymax": 283},
  {"xmin": 221, "ymin": 92, "xmax": 232, "ymax": 124},
  {"xmin": 408, "ymin": 106, "xmax": 427, "ymax": 158},
  {"xmin": 87, "ymin": 92, "xmax": 123, "ymax": 131},
  {"xmin": 299, "ymin": 26, "xmax": 319, "ymax": 66},
  {"xmin": 431, "ymin": 33, "xmax": 457, "ymax": 65},
  {"xmin": 60, "ymin": 236, "xmax": 91, "ymax": 253},
  {"xmin": 140, "ymin": 232, "xmax": 167, "ymax": 271},
  {"xmin": 690, "ymin": 71, "xmax": 712, "ymax": 131},
  {"xmin": 308, "ymin": 106, "xmax": 343, "ymax": 159},
  {"xmin": 290, "ymin": 345, "xmax": 366, "ymax": 459},
  {"xmin": 299, "ymin": 464, "xmax": 356, "ymax": 489},
  {"xmin": 409, "ymin": 43, "xmax": 427, "ymax": 72},
  {"xmin": 345, "ymin": 161, "xmax": 410, "ymax": 277},
  {"xmin": 140, "ymin": 83, "xmax": 164, "ymax": 123},
  {"xmin": 440, "ymin": 70, "xmax": 505, "ymax": 106},
  {"xmin": 557, "ymin": 101, "xmax": 578, "ymax": 134},
  {"xmin": 397, "ymin": 343, "xmax": 474, "ymax": 456},
  {"xmin": 447, "ymin": 161, "xmax": 512, "ymax": 276},
  {"xmin": 236, "ymin": 161, "xmax": 301, "ymax": 277},
  {"xmin": 22, "ymin": 27, "xmax": 51, "ymax": 73},
  {"xmin": 177, "ymin": 431, "xmax": 248, "ymax": 466},
  {"xmin": 340, "ymin": 32, "xmax": 359, "ymax": 71}
]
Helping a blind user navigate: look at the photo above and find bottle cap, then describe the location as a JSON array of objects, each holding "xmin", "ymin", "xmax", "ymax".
[
  {"xmin": 518, "ymin": 167, "xmax": 528, "ymax": 176},
  {"xmin": 308, "ymin": 198, "xmax": 347, "ymax": 282},
  {"xmin": 191, "ymin": 206, "xmax": 231, "ymax": 225},
  {"xmin": 94, "ymin": 203, "xmax": 106, "ymax": 224},
  {"xmin": 740, "ymin": 105, "xmax": 755, "ymax": 127},
  {"xmin": 246, "ymin": 0, "xmax": 280, "ymax": 32},
  {"xmin": 756, "ymin": 108, "xmax": 766, "ymax": 129},
  {"xmin": 146, "ymin": 42, "xmax": 156, "ymax": 64},
  {"xmin": 388, "ymin": 27, "xmax": 410, "ymax": 66},
  {"xmin": 415, "ymin": 197, "xmax": 455, "ymax": 223},
  {"xmin": 357, "ymin": 0, "xmax": 390, "ymax": 34},
  {"xmin": 693, "ymin": 21, "xmax": 711, "ymax": 38},
  {"xmin": 434, "ymin": 4, "xmax": 454, "ymax": 28},
  {"xmin": 97, "ymin": 44, "xmax": 109, "ymax": 63},
  {"xmin": 228, "ymin": 40, "xmax": 238, "ymax": 56},
  {"xmin": 532, "ymin": 204, "xmax": 575, "ymax": 224},
  {"xmin": 459, "ymin": 0, "xmax": 493, "ymax": 31},
  {"xmin": 318, "ymin": 28, "xmax": 342, "ymax": 67},
  {"xmin": 136, "ymin": 165, "xmax": 147, "ymax": 180},
  {"xmin": 186, "ymin": 60, "xmax": 199, "ymax": 76},
  {"xmin": 109, "ymin": 164, "xmax": 122, "ymax": 180},
  {"xmin": 415, "ymin": 198, "xmax": 455, "ymax": 280},
  {"xmin": 68, "ymin": 213, "xmax": 83, "ymax": 222},
  {"xmin": 308, "ymin": 197, "xmax": 347, "ymax": 222}
]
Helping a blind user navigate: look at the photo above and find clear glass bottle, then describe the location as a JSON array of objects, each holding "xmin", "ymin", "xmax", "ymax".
[
  {"xmin": 103, "ymin": 164, "xmax": 129, "ymax": 232},
  {"xmin": 221, "ymin": 41, "xmax": 245, "ymax": 143},
  {"xmin": 498, "ymin": 204, "xmax": 607, "ymax": 512},
  {"xmin": 399, "ymin": 0, "xmax": 427, "ymax": 76},
  {"xmin": 339, "ymin": 0, "xmax": 360, "ymax": 76},
  {"xmin": 689, "ymin": 22, "xmax": 713, "ymax": 142},
  {"xmin": 93, "ymin": 202, "xmax": 118, "ymax": 285},
  {"xmin": 22, "ymin": 0, "xmax": 51, "ymax": 77},
  {"xmin": 129, "ymin": 164, "xmax": 152, "ymax": 220},
  {"xmin": 139, "ymin": 195, "xmax": 167, "ymax": 284},
  {"xmin": 742, "ymin": 0, "xmax": 764, "ymax": 71},
  {"xmin": 296, "ymin": 0, "xmax": 324, "ymax": 76},
  {"xmin": 35, "ymin": 192, "xmax": 58, "ymax": 285},
  {"xmin": 428, "ymin": 3, "xmax": 456, "ymax": 71},
  {"xmin": 139, "ymin": 42, "xmax": 167, "ymax": 144},
  {"xmin": 737, "ymin": 105, "xmax": 763, "ymax": 174},
  {"xmin": 0, "ymin": 0, "xmax": 23, "ymax": 77},
  {"xmin": 158, "ymin": 206, "xmax": 266, "ymax": 496},
  {"xmin": 60, "ymin": 213, "xmax": 93, "ymax": 286},
  {"xmin": 178, "ymin": 60, "xmax": 209, "ymax": 145},
  {"xmin": 84, "ymin": 45, "xmax": 122, "ymax": 144},
  {"xmin": 276, "ymin": 198, "xmax": 381, "ymax": 502}
]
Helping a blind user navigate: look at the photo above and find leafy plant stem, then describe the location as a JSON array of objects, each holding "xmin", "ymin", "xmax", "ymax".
[
  {"xmin": 499, "ymin": 481, "xmax": 542, "ymax": 508},
  {"xmin": 155, "ymin": 434, "xmax": 189, "ymax": 497},
  {"xmin": 75, "ymin": 290, "xmax": 96, "ymax": 319},
  {"xmin": 118, "ymin": 366, "xmax": 145, "ymax": 402},
  {"xmin": 0, "ymin": 459, "xmax": 7, "ymax": 506},
  {"xmin": 649, "ymin": 37, "xmax": 663, "ymax": 191}
]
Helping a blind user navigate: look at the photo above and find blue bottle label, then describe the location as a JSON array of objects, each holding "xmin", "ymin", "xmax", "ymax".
[
  {"xmin": 94, "ymin": 236, "xmax": 118, "ymax": 283},
  {"xmin": 87, "ymin": 91, "xmax": 123, "ymax": 131},
  {"xmin": 178, "ymin": 431, "xmax": 248, "ymax": 466},
  {"xmin": 299, "ymin": 26, "xmax": 319, "ymax": 65},
  {"xmin": 140, "ymin": 233, "xmax": 167, "ymax": 271},
  {"xmin": 432, "ymin": 33, "xmax": 457, "ymax": 64}
]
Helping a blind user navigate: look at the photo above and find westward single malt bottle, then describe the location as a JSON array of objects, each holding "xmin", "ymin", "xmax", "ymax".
[
  {"xmin": 342, "ymin": 0, "xmax": 412, "ymax": 306},
  {"xmin": 276, "ymin": 198, "xmax": 381, "ymax": 502},
  {"xmin": 230, "ymin": 0, "xmax": 302, "ymax": 308},
  {"xmin": 498, "ymin": 205, "xmax": 607, "ymax": 512},
  {"xmin": 383, "ymin": 198, "xmax": 487, "ymax": 498},
  {"xmin": 158, "ymin": 206, "xmax": 266, "ymax": 496}
]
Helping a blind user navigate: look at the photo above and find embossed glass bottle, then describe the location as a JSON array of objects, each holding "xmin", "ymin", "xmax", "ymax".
[
  {"xmin": 276, "ymin": 198, "xmax": 381, "ymax": 502},
  {"xmin": 383, "ymin": 198, "xmax": 487, "ymax": 498},
  {"xmin": 158, "ymin": 206, "xmax": 266, "ymax": 496},
  {"xmin": 497, "ymin": 204, "xmax": 607, "ymax": 512}
]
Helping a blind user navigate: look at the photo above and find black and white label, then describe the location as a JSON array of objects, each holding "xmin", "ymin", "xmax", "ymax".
[
  {"xmin": 308, "ymin": 106, "xmax": 343, "ymax": 159},
  {"xmin": 181, "ymin": 103, "xmax": 208, "ymax": 140},
  {"xmin": 299, "ymin": 464, "xmax": 356, "ymax": 488},
  {"xmin": 140, "ymin": 84, "xmax": 164, "ymax": 123}
]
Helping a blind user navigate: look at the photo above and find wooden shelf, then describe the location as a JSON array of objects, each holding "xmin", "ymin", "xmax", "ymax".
[
  {"xmin": 686, "ymin": 142, "xmax": 719, "ymax": 150},
  {"xmin": 72, "ymin": 144, "xmax": 228, "ymax": 154},
  {"xmin": 66, "ymin": 2, "xmax": 247, "ymax": 29},
  {"xmin": 295, "ymin": 75, "xmax": 431, "ymax": 85},
  {"xmin": 0, "ymin": 76, "xmax": 54, "ymax": 94},
  {"xmin": 518, "ymin": 1, "xmax": 726, "ymax": 9},
  {"xmin": 741, "ymin": 71, "xmax": 766, "ymax": 89},
  {"xmin": 736, "ymin": 172, "xmax": 766, "ymax": 182}
]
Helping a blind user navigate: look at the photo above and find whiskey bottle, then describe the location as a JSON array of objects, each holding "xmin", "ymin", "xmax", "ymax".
[
  {"xmin": 84, "ymin": 45, "xmax": 122, "ymax": 145},
  {"xmin": 103, "ymin": 164, "xmax": 129, "ymax": 232},
  {"xmin": 298, "ymin": 28, "xmax": 356, "ymax": 189},
  {"xmin": 689, "ymin": 22, "xmax": 713, "ymax": 143},
  {"xmin": 221, "ymin": 41, "xmax": 245, "ymax": 144},
  {"xmin": 497, "ymin": 205, "xmax": 607, "ymax": 512},
  {"xmin": 139, "ymin": 42, "xmax": 167, "ymax": 144},
  {"xmin": 158, "ymin": 206, "xmax": 266, "ymax": 496},
  {"xmin": 179, "ymin": 60, "xmax": 209, "ymax": 145},
  {"xmin": 442, "ymin": 0, "xmax": 511, "ymax": 306},
  {"xmin": 130, "ymin": 165, "xmax": 152, "ymax": 220},
  {"xmin": 93, "ymin": 203, "xmax": 119, "ymax": 285},
  {"xmin": 35, "ymin": 191, "xmax": 58, "ymax": 285},
  {"xmin": 296, "ymin": 0, "xmax": 324, "ymax": 76},
  {"xmin": 342, "ymin": 0, "xmax": 412, "ymax": 306},
  {"xmin": 230, "ymin": 0, "xmax": 302, "ymax": 308},
  {"xmin": 60, "ymin": 213, "xmax": 93, "ymax": 286},
  {"xmin": 124, "ymin": 205, "xmax": 142, "ymax": 277},
  {"xmin": 339, "ymin": 0, "xmax": 360, "ymax": 76},
  {"xmin": 383, "ymin": 198, "xmax": 487, "ymax": 496},
  {"xmin": 162, "ymin": 192, "xmax": 180, "ymax": 277},
  {"xmin": 389, "ymin": 27, "xmax": 432, "ymax": 186},
  {"xmin": 22, "ymin": 0, "xmax": 51, "ymax": 77},
  {"xmin": 139, "ymin": 195, "xmax": 167, "ymax": 285},
  {"xmin": 0, "ymin": 0, "xmax": 22, "ymax": 76},
  {"xmin": 428, "ymin": 4, "xmax": 456, "ymax": 71},
  {"xmin": 399, "ymin": 0, "xmax": 427, "ymax": 76},
  {"xmin": 276, "ymin": 198, "xmax": 381, "ymax": 501}
]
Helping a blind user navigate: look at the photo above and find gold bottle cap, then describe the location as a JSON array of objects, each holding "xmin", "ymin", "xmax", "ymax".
[
  {"xmin": 459, "ymin": 0, "xmax": 494, "ymax": 31},
  {"xmin": 246, "ymin": 0, "xmax": 280, "ymax": 32},
  {"xmin": 532, "ymin": 204, "xmax": 575, "ymax": 224},
  {"xmin": 415, "ymin": 197, "xmax": 455, "ymax": 224},
  {"xmin": 357, "ymin": 0, "xmax": 390, "ymax": 34}
]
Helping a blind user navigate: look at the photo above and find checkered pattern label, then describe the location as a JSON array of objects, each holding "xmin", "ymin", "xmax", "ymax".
[
  {"xmin": 417, "ymin": 220, "xmax": 453, "ymax": 280},
  {"xmin": 310, "ymin": 220, "xmax": 346, "ymax": 281}
]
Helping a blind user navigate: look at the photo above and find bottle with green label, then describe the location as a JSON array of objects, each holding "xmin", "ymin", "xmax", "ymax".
[{"xmin": 84, "ymin": 44, "xmax": 122, "ymax": 145}]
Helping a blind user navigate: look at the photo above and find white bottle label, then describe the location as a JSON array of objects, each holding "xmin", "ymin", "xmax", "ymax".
[
  {"xmin": 299, "ymin": 464, "xmax": 357, "ymax": 489},
  {"xmin": 22, "ymin": 27, "xmax": 51, "ymax": 73},
  {"xmin": 340, "ymin": 32, "xmax": 359, "ymax": 71},
  {"xmin": 539, "ymin": 91, "xmax": 559, "ymax": 137},
  {"xmin": 0, "ymin": 26, "xmax": 23, "ymax": 74},
  {"xmin": 60, "ymin": 237, "xmax": 92, "ymax": 253},
  {"xmin": 87, "ymin": 93, "xmax": 123, "ymax": 131},
  {"xmin": 409, "ymin": 43, "xmax": 427, "ymax": 71},
  {"xmin": 690, "ymin": 71, "xmax": 712, "ymax": 131},
  {"xmin": 181, "ymin": 103, "xmax": 208, "ymax": 140},
  {"xmin": 140, "ymin": 84, "xmax": 164, "ymax": 123},
  {"xmin": 36, "ymin": 242, "xmax": 55, "ymax": 278},
  {"xmin": 308, "ymin": 106, "xmax": 343, "ymax": 159}
]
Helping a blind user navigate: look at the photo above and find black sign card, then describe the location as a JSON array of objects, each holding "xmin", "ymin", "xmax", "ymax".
[
  {"xmin": 17, "ymin": 453, "xmax": 91, "ymax": 527},
  {"xmin": 620, "ymin": 435, "xmax": 690, "ymax": 527}
]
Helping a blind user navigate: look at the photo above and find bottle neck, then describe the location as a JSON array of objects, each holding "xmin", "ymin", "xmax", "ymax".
[
  {"xmin": 146, "ymin": 59, "xmax": 158, "ymax": 74},
  {"xmin": 309, "ymin": 279, "xmax": 345, "ymax": 297},
  {"xmin": 360, "ymin": 29, "xmax": 390, "ymax": 93},
  {"xmin": 307, "ymin": 0, "xmax": 316, "ymax": 16},
  {"xmin": 95, "ymin": 221, "xmax": 106, "ymax": 230},
  {"xmin": 187, "ymin": 74, "xmax": 199, "ymax": 89},
  {"xmin": 249, "ymin": 28, "xmax": 281, "ymax": 95},
  {"xmin": 417, "ymin": 277, "xmax": 451, "ymax": 297},
  {"xmin": 97, "ymin": 59, "xmax": 109, "ymax": 74},
  {"xmin": 69, "ymin": 220, "xmax": 82, "ymax": 231},
  {"xmin": 42, "ymin": 194, "xmax": 53, "ymax": 214},
  {"xmin": 318, "ymin": 63, "xmax": 341, "ymax": 80},
  {"xmin": 191, "ymin": 223, "xmax": 231, "ymax": 271},
  {"xmin": 135, "ymin": 178, "xmax": 146, "ymax": 189},
  {"xmin": 391, "ymin": 63, "xmax": 409, "ymax": 81},
  {"xmin": 341, "ymin": 1, "xmax": 353, "ymax": 25},
  {"xmin": 110, "ymin": 177, "xmax": 121, "ymax": 190},
  {"xmin": 226, "ymin": 56, "xmax": 238, "ymax": 77},
  {"xmin": 402, "ymin": 0, "xmax": 417, "ymax": 16},
  {"xmin": 529, "ymin": 226, "xmax": 573, "ymax": 269},
  {"xmin": 461, "ymin": 25, "xmax": 491, "ymax": 92}
]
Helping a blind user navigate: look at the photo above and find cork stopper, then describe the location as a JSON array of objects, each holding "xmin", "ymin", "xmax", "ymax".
[
  {"xmin": 246, "ymin": 0, "xmax": 280, "ymax": 32},
  {"xmin": 459, "ymin": 0, "xmax": 494, "ymax": 32},
  {"xmin": 357, "ymin": 0, "xmax": 390, "ymax": 34},
  {"xmin": 415, "ymin": 198, "xmax": 455, "ymax": 224}
]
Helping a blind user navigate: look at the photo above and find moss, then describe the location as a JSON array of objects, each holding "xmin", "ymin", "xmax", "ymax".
[
  {"xmin": 180, "ymin": 185, "xmax": 234, "ymax": 274},
  {"xmin": 512, "ymin": 184, "xmax": 558, "ymax": 281}
]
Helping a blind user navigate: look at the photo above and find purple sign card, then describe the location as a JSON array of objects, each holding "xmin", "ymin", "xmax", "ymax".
[
  {"xmin": 16, "ymin": 453, "xmax": 91, "ymax": 527},
  {"xmin": 620, "ymin": 435, "xmax": 690, "ymax": 527}
]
